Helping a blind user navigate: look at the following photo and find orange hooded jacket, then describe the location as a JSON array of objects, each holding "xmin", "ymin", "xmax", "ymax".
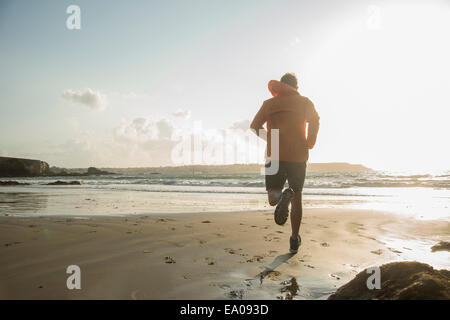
[{"xmin": 250, "ymin": 80, "xmax": 320, "ymax": 163}]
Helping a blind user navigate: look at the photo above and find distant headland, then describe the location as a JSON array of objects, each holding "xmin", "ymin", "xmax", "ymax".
[
  {"xmin": 0, "ymin": 156, "xmax": 371, "ymax": 177},
  {"xmin": 100, "ymin": 162, "xmax": 372, "ymax": 175}
]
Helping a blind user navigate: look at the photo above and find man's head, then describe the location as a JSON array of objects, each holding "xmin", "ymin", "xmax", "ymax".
[{"xmin": 280, "ymin": 72, "xmax": 298, "ymax": 89}]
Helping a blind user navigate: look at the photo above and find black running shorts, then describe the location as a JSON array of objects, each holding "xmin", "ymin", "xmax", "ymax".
[{"xmin": 265, "ymin": 161, "xmax": 307, "ymax": 192}]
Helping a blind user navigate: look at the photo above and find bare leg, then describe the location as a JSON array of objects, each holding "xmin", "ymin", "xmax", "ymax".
[
  {"xmin": 267, "ymin": 188, "xmax": 282, "ymax": 206},
  {"xmin": 290, "ymin": 191, "xmax": 303, "ymax": 239}
]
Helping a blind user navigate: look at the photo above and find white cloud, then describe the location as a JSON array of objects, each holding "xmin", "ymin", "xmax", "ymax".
[
  {"xmin": 113, "ymin": 117, "xmax": 178, "ymax": 166},
  {"xmin": 62, "ymin": 88, "xmax": 108, "ymax": 110},
  {"xmin": 229, "ymin": 119, "xmax": 251, "ymax": 131},
  {"xmin": 111, "ymin": 117, "xmax": 266, "ymax": 166},
  {"xmin": 172, "ymin": 108, "xmax": 191, "ymax": 119},
  {"xmin": 21, "ymin": 116, "xmax": 265, "ymax": 168},
  {"xmin": 114, "ymin": 117, "xmax": 175, "ymax": 143}
]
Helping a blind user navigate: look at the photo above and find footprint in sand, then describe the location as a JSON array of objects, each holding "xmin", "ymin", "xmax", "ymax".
[
  {"xmin": 164, "ymin": 256, "xmax": 176, "ymax": 264},
  {"xmin": 359, "ymin": 235, "xmax": 377, "ymax": 241},
  {"xmin": 201, "ymin": 220, "xmax": 212, "ymax": 224},
  {"xmin": 4, "ymin": 242, "xmax": 21, "ymax": 247},
  {"xmin": 351, "ymin": 222, "xmax": 364, "ymax": 227},
  {"xmin": 371, "ymin": 249, "xmax": 383, "ymax": 255},
  {"xmin": 224, "ymin": 248, "xmax": 238, "ymax": 254},
  {"xmin": 246, "ymin": 255, "xmax": 265, "ymax": 263},
  {"xmin": 265, "ymin": 270, "xmax": 281, "ymax": 281},
  {"xmin": 330, "ymin": 273, "xmax": 341, "ymax": 280},
  {"xmin": 205, "ymin": 257, "xmax": 216, "ymax": 265},
  {"xmin": 264, "ymin": 234, "xmax": 281, "ymax": 242},
  {"xmin": 320, "ymin": 242, "xmax": 330, "ymax": 247},
  {"xmin": 388, "ymin": 247, "xmax": 402, "ymax": 254},
  {"xmin": 227, "ymin": 289, "xmax": 245, "ymax": 300},
  {"xmin": 210, "ymin": 282, "xmax": 231, "ymax": 290}
]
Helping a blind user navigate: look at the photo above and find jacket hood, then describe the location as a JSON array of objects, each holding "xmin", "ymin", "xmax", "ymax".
[{"xmin": 268, "ymin": 80, "xmax": 298, "ymax": 97}]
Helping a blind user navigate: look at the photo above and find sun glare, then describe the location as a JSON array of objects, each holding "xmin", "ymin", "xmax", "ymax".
[{"xmin": 303, "ymin": 2, "xmax": 450, "ymax": 172}]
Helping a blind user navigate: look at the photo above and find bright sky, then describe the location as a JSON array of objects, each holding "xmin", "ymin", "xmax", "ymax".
[{"xmin": 1, "ymin": 0, "xmax": 449, "ymax": 171}]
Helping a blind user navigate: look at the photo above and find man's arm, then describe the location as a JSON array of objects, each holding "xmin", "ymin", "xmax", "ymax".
[
  {"xmin": 250, "ymin": 102, "xmax": 267, "ymax": 141},
  {"xmin": 306, "ymin": 100, "xmax": 320, "ymax": 149}
]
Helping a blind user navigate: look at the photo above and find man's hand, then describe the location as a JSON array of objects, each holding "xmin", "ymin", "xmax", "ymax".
[
  {"xmin": 250, "ymin": 126, "xmax": 267, "ymax": 141},
  {"xmin": 306, "ymin": 134, "xmax": 317, "ymax": 149}
]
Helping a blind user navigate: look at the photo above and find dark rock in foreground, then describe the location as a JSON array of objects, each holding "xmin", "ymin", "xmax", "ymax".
[
  {"xmin": 0, "ymin": 157, "xmax": 49, "ymax": 177},
  {"xmin": 328, "ymin": 261, "xmax": 450, "ymax": 300},
  {"xmin": 46, "ymin": 180, "xmax": 81, "ymax": 185},
  {"xmin": 0, "ymin": 180, "xmax": 30, "ymax": 186},
  {"xmin": 431, "ymin": 241, "xmax": 450, "ymax": 252}
]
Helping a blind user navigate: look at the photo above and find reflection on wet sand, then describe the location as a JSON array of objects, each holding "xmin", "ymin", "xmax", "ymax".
[
  {"xmin": 254, "ymin": 253, "xmax": 302, "ymax": 300},
  {"xmin": 256, "ymin": 253, "xmax": 295, "ymax": 285},
  {"xmin": 280, "ymin": 277, "xmax": 300, "ymax": 300},
  {"xmin": 0, "ymin": 192, "xmax": 48, "ymax": 214}
]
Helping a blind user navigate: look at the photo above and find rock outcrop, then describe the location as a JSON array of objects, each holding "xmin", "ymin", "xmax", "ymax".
[
  {"xmin": 46, "ymin": 180, "xmax": 81, "ymax": 185},
  {"xmin": 46, "ymin": 166, "xmax": 114, "ymax": 176},
  {"xmin": 431, "ymin": 241, "xmax": 450, "ymax": 252},
  {"xmin": 328, "ymin": 261, "xmax": 450, "ymax": 300},
  {"xmin": 0, "ymin": 180, "xmax": 30, "ymax": 186},
  {"xmin": 86, "ymin": 167, "xmax": 114, "ymax": 175},
  {"xmin": 0, "ymin": 157, "xmax": 49, "ymax": 177}
]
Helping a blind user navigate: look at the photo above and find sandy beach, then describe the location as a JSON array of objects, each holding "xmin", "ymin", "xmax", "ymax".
[{"xmin": 1, "ymin": 208, "xmax": 448, "ymax": 300}]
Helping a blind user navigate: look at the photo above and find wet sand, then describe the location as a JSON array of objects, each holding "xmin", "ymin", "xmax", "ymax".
[{"xmin": 0, "ymin": 209, "xmax": 448, "ymax": 299}]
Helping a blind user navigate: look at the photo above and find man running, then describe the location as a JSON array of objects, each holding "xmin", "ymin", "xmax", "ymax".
[{"xmin": 250, "ymin": 72, "xmax": 320, "ymax": 253}]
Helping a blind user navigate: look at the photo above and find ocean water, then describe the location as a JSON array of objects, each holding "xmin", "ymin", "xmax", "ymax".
[{"xmin": 1, "ymin": 171, "xmax": 449, "ymax": 220}]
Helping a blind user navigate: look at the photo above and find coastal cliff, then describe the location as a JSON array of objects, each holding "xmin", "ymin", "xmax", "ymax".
[{"xmin": 0, "ymin": 157, "xmax": 49, "ymax": 177}]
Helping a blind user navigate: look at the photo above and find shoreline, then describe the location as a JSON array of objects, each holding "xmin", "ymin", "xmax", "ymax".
[
  {"xmin": 1, "ymin": 185, "xmax": 449, "ymax": 222},
  {"xmin": 0, "ymin": 208, "xmax": 448, "ymax": 299}
]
